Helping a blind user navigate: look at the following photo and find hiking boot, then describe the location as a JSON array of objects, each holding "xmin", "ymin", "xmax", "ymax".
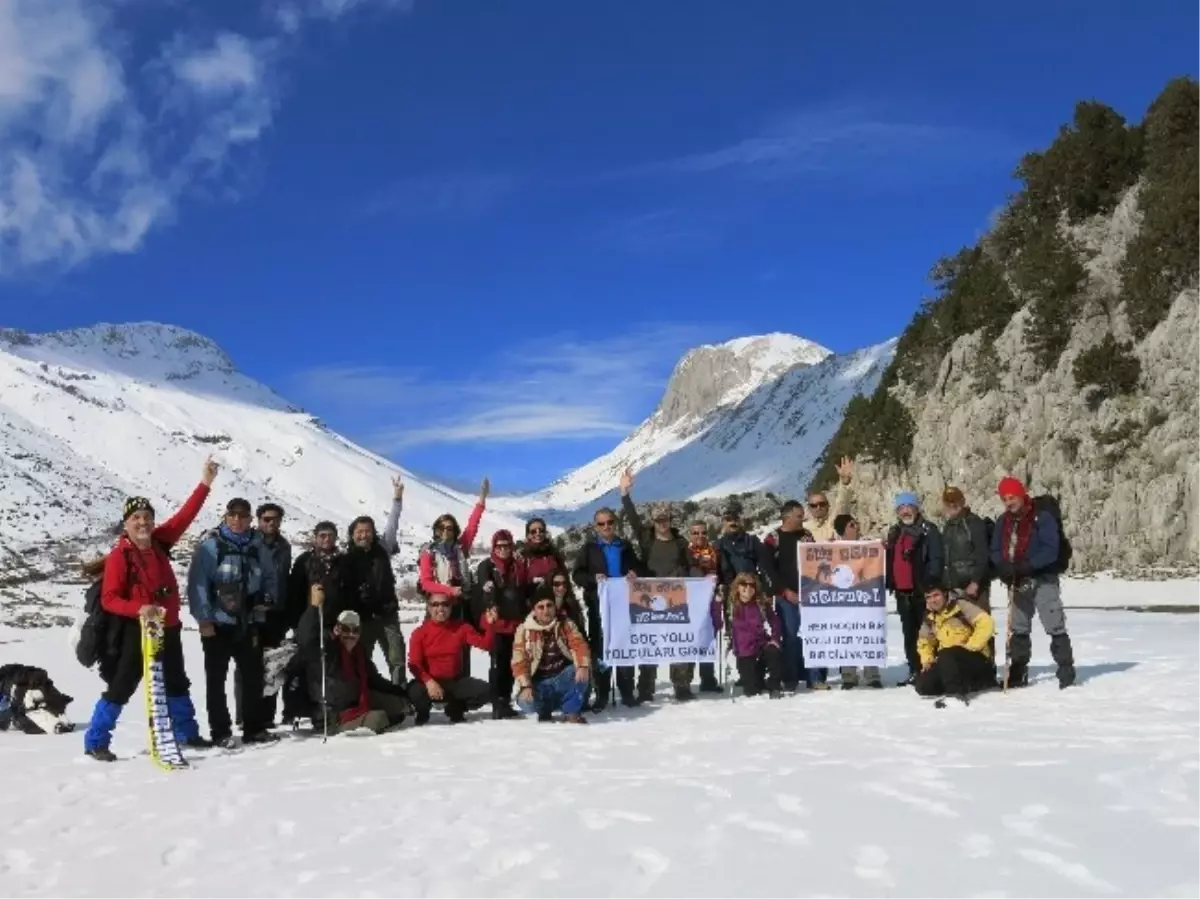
[
  {"xmin": 782, "ymin": 682, "xmax": 799, "ymax": 694},
  {"xmin": 841, "ymin": 681, "xmax": 857, "ymax": 691},
  {"xmin": 183, "ymin": 735, "xmax": 214, "ymax": 750},
  {"xmin": 674, "ymin": 686, "xmax": 695, "ymax": 702},
  {"xmin": 810, "ymin": 681, "xmax": 831, "ymax": 691},
  {"xmin": 537, "ymin": 709, "xmax": 553, "ymax": 723},
  {"xmin": 896, "ymin": 671, "xmax": 917, "ymax": 687},
  {"xmin": 243, "ymin": 730, "xmax": 280, "ymax": 745},
  {"xmin": 590, "ymin": 696, "xmax": 609, "ymax": 713},
  {"xmin": 414, "ymin": 710, "xmax": 430, "ymax": 726},
  {"xmin": 698, "ymin": 679, "xmax": 722, "ymax": 694},
  {"xmin": 1057, "ymin": 665, "xmax": 1077, "ymax": 689},
  {"xmin": 216, "ymin": 735, "xmax": 239, "ymax": 750},
  {"xmin": 491, "ymin": 702, "xmax": 520, "ymax": 720},
  {"xmin": 561, "ymin": 714, "xmax": 588, "ymax": 724},
  {"xmin": 768, "ymin": 689, "xmax": 783, "ymax": 700},
  {"xmin": 866, "ymin": 680, "xmax": 883, "ymax": 689},
  {"xmin": 620, "ymin": 693, "xmax": 641, "ymax": 708},
  {"xmin": 637, "ymin": 690, "xmax": 656, "ymax": 704},
  {"xmin": 446, "ymin": 704, "xmax": 466, "ymax": 724},
  {"xmin": 86, "ymin": 746, "xmax": 117, "ymax": 763}
]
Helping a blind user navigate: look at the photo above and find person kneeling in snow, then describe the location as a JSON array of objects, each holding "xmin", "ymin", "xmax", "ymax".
[
  {"xmin": 407, "ymin": 596, "xmax": 498, "ymax": 725},
  {"xmin": 914, "ymin": 586, "xmax": 997, "ymax": 701},
  {"xmin": 299, "ymin": 591, "xmax": 410, "ymax": 736},
  {"xmin": 511, "ymin": 586, "xmax": 591, "ymax": 723}
]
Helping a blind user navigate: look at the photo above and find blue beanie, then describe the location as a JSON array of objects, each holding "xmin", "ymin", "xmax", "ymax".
[{"xmin": 894, "ymin": 491, "xmax": 920, "ymax": 510}]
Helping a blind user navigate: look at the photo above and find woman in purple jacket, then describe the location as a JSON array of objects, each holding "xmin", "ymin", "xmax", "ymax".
[{"xmin": 722, "ymin": 572, "xmax": 785, "ymax": 698}]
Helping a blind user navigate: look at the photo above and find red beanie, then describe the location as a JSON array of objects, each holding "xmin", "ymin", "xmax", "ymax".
[{"xmin": 997, "ymin": 476, "xmax": 1027, "ymax": 499}]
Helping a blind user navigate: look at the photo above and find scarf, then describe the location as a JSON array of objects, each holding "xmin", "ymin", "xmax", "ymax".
[
  {"xmin": 337, "ymin": 642, "xmax": 371, "ymax": 726},
  {"xmin": 1000, "ymin": 507, "xmax": 1036, "ymax": 563},
  {"xmin": 689, "ymin": 543, "xmax": 719, "ymax": 575},
  {"xmin": 218, "ymin": 524, "xmax": 253, "ymax": 548}
]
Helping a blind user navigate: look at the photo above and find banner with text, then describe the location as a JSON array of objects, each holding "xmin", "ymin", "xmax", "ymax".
[
  {"xmin": 599, "ymin": 577, "xmax": 718, "ymax": 666},
  {"xmin": 798, "ymin": 540, "xmax": 887, "ymax": 667}
]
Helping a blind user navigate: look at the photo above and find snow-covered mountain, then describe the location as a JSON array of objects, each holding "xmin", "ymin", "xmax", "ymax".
[
  {"xmin": 0, "ymin": 323, "xmax": 524, "ymax": 572},
  {"xmin": 497, "ymin": 333, "xmax": 896, "ymax": 518}
]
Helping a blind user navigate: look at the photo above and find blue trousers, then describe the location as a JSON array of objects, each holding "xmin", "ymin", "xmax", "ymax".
[
  {"xmin": 516, "ymin": 665, "xmax": 588, "ymax": 716},
  {"xmin": 774, "ymin": 599, "xmax": 826, "ymax": 687}
]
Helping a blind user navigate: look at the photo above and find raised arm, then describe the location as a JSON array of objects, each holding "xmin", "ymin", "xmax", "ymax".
[
  {"xmin": 459, "ymin": 477, "xmax": 489, "ymax": 552},
  {"xmin": 154, "ymin": 456, "xmax": 218, "ymax": 546},
  {"xmin": 381, "ymin": 476, "xmax": 404, "ymax": 556}
]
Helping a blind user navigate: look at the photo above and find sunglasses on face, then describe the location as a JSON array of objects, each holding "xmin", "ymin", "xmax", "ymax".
[
  {"xmin": 689, "ymin": 529, "xmax": 705, "ymax": 536},
  {"xmin": 808, "ymin": 501, "xmax": 829, "ymax": 509},
  {"xmin": 528, "ymin": 527, "xmax": 545, "ymax": 535},
  {"xmin": 495, "ymin": 543, "xmax": 512, "ymax": 550},
  {"xmin": 338, "ymin": 626, "xmax": 360, "ymax": 636},
  {"xmin": 260, "ymin": 516, "xmax": 281, "ymax": 524},
  {"xmin": 552, "ymin": 580, "xmax": 568, "ymax": 588},
  {"xmin": 429, "ymin": 601, "xmax": 451, "ymax": 609},
  {"xmin": 595, "ymin": 519, "xmax": 616, "ymax": 528}
]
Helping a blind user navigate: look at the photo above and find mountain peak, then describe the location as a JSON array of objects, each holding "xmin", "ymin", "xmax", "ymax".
[{"xmin": 653, "ymin": 332, "xmax": 832, "ymax": 429}]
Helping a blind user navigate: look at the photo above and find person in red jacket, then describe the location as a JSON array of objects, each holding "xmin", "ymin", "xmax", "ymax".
[
  {"xmin": 82, "ymin": 456, "xmax": 219, "ymax": 762},
  {"xmin": 406, "ymin": 596, "xmax": 498, "ymax": 725},
  {"xmin": 474, "ymin": 530, "xmax": 530, "ymax": 719}
]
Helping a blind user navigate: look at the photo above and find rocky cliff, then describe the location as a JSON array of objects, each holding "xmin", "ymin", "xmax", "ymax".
[{"xmin": 812, "ymin": 80, "xmax": 1199, "ymax": 574}]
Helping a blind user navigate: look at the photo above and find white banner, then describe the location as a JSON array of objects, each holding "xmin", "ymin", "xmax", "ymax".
[
  {"xmin": 599, "ymin": 576, "xmax": 718, "ymax": 666},
  {"xmin": 798, "ymin": 540, "xmax": 888, "ymax": 667}
]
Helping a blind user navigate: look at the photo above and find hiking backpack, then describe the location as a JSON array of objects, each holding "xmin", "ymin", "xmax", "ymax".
[
  {"xmin": 75, "ymin": 578, "xmax": 112, "ymax": 669},
  {"xmin": 1031, "ymin": 494, "xmax": 1073, "ymax": 574}
]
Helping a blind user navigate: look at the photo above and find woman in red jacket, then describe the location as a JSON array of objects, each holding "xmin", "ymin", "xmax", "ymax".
[
  {"xmin": 474, "ymin": 529, "xmax": 530, "ymax": 719},
  {"xmin": 82, "ymin": 457, "xmax": 219, "ymax": 762}
]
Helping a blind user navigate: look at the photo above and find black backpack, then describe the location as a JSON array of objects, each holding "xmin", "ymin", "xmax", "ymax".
[
  {"xmin": 75, "ymin": 578, "xmax": 112, "ymax": 669},
  {"xmin": 1032, "ymin": 494, "xmax": 1073, "ymax": 574}
]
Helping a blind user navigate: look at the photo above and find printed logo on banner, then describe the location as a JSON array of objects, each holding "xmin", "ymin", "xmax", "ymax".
[{"xmin": 628, "ymin": 579, "xmax": 690, "ymax": 624}]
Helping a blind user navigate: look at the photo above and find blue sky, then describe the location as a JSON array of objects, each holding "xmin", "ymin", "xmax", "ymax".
[{"xmin": 1, "ymin": 1, "xmax": 1195, "ymax": 492}]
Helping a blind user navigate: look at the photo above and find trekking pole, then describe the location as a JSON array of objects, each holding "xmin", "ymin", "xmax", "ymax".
[
  {"xmin": 1002, "ymin": 584, "xmax": 1014, "ymax": 693},
  {"xmin": 318, "ymin": 601, "xmax": 328, "ymax": 742}
]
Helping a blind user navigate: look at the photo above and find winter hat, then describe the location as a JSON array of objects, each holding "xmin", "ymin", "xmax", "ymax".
[
  {"xmin": 833, "ymin": 514, "xmax": 856, "ymax": 538},
  {"xmin": 226, "ymin": 497, "xmax": 252, "ymax": 516},
  {"xmin": 491, "ymin": 529, "xmax": 514, "ymax": 549},
  {"xmin": 942, "ymin": 487, "xmax": 966, "ymax": 506},
  {"xmin": 122, "ymin": 496, "xmax": 155, "ymax": 521},
  {"xmin": 996, "ymin": 476, "xmax": 1028, "ymax": 500},
  {"xmin": 893, "ymin": 491, "xmax": 920, "ymax": 511},
  {"xmin": 336, "ymin": 610, "xmax": 361, "ymax": 629}
]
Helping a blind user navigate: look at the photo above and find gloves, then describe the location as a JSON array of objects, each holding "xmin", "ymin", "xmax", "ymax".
[
  {"xmin": 1014, "ymin": 560, "xmax": 1033, "ymax": 579},
  {"xmin": 995, "ymin": 561, "xmax": 1015, "ymax": 583}
]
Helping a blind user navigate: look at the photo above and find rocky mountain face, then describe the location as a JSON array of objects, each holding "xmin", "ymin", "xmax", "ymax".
[
  {"xmin": 812, "ymin": 81, "xmax": 1199, "ymax": 574},
  {"xmin": 0, "ymin": 323, "xmax": 525, "ymax": 624},
  {"xmin": 508, "ymin": 333, "xmax": 894, "ymax": 520}
]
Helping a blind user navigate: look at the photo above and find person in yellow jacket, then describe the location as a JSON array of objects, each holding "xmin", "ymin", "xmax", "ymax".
[{"xmin": 914, "ymin": 585, "xmax": 998, "ymax": 701}]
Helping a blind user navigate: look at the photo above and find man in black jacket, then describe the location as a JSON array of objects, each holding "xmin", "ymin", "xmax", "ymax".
[
  {"xmin": 764, "ymin": 501, "xmax": 821, "ymax": 691},
  {"xmin": 941, "ymin": 487, "xmax": 995, "ymax": 671},
  {"xmin": 886, "ymin": 492, "xmax": 945, "ymax": 685},
  {"xmin": 296, "ymin": 601, "xmax": 409, "ymax": 735},
  {"xmin": 619, "ymin": 470, "xmax": 697, "ymax": 702},
  {"xmin": 571, "ymin": 504, "xmax": 647, "ymax": 711}
]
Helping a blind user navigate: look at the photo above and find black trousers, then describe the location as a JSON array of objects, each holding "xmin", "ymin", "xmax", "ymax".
[
  {"xmin": 736, "ymin": 645, "xmax": 783, "ymax": 696},
  {"xmin": 406, "ymin": 677, "xmax": 491, "ymax": 720},
  {"xmin": 914, "ymin": 647, "xmax": 996, "ymax": 697},
  {"xmin": 203, "ymin": 625, "xmax": 265, "ymax": 740},
  {"xmin": 103, "ymin": 619, "xmax": 190, "ymax": 705},
  {"xmin": 895, "ymin": 591, "xmax": 925, "ymax": 675},
  {"xmin": 234, "ymin": 617, "xmax": 282, "ymax": 726},
  {"xmin": 490, "ymin": 632, "xmax": 516, "ymax": 705},
  {"xmin": 586, "ymin": 598, "xmax": 655, "ymax": 703}
]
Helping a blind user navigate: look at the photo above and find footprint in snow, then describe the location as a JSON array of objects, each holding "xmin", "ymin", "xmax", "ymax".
[
  {"xmin": 628, "ymin": 848, "xmax": 671, "ymax": 894},
  {"xmin": 853, "ymin": 845, "xmax": 893, "ymax": 886},
  {"xmin": 160, "ymin": 839, "xmax": 199, "ymax": 868}
]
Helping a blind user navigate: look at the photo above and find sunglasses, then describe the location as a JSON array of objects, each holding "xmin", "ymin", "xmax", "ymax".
[
  {"xmin": 595, "ymin": 519, "xmax": 616, "ymax": 527},
  {"xmin": 808, "ymin": 501, "xmax": 829, "ymax": 509},
  {"xmin": 337, "ymin": 626, "xmax": 360, "ymax": 636},
  {"xmin": 260, "ymin": 516, "xmax": 281, "ymax": 524},
  {"xmin": 436, "ymin": 524, "xmax": 456, "ymax": 533},
  {"xmin": 552, "ymin": 579, "xmax": 568, "ymax": 587},
  {"xmin": 429, "ymin": 601, "xmax": 451, "ymax": 609},
  {"xmin": 689, "ymin": 529, "xmax": 705, "ymax": 536},
  {"xmin": 528, "ymin": 527, "xmax": 546, "ymax": 535},
  {"xmin": 495, "ymin": 543, "xmax": 512, "ymax": 550}
]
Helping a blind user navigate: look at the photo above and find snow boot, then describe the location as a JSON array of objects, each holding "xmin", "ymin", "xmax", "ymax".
[
  {"xmin": 1051, "ymin": 634, "xmax": 1076, "ymax": 688},
  {"xmin": 1007, "ymin": 633, "xmax": 1032, "ymax": 688},
  {"xmin": 83, "ymin": 698, "xmax": 122, "ymax": 757},
  {"xmin": 414, "ymin": 710, "xmax": 431, "ymax": 726},
  {"xmin": 445, "ymin": 703, "xmax": 466, "ymax": 724},
  {"xmin": 216, "ymin": 735, "xmax": 239, "ymax": 750},
  {"xmin": 166, "ymin": 694, "xmax": 203, "ymax": 746},
  {"xmin": 491, "ymin": 701, "xmax": 520, "ymax": 720},
  {"xmin": 537, "ymin": 709, "xmax": 553, "ymax": 723},
  {"xmin": 243, "ymin": 730, "xmax": 280, "ymax": 745},
  {"xmin": 561, "ymin": 714, "xmax": 588, "ymax": 724},
  {"xmin": 86, "ymin": 746, "xmax": 117, "ymax": 762},
  {"xmin": 674, "ymin": 685, "xmax": 695, "ymax": 702},
  {"xmin": 768, "ymin": 689, "xmax": 783, "ymax": 700}
]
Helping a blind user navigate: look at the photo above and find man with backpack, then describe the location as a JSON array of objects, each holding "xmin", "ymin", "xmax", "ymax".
[
  {"xmin": 941, "ymin": 487, "xmax": 996, "ymax": 677},
  {"xmin": 887, "ymin": 492, "xmax": 945, "ymax": 686},
  {"xmin": 234, "ymin": 502, "xmax": 292, "ymax": 729},
  {"xmin": 990, "ymin": 477, "xmax": 1076, "ymax": 689},
  {"xmin": 187, "ymin": 497, "xmax": 281, "ymax": 748}
]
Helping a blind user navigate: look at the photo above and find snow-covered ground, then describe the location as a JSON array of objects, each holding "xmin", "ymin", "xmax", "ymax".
[{"xmin": 0, "ymin": 582, "xmax": 1196, "ymax": 897}]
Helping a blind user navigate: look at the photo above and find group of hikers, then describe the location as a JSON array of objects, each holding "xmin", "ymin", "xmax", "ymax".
[{"xmin": 78, "ymin": 454, "xmax": 1078, "ymax": 760}]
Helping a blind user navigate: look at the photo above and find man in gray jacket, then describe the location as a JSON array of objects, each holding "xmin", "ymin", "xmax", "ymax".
[
  {"xmin": 187, "ymin": 497, "xmax": 280, "ymax": 748},
  {"xmin": 940, "ymin": 487, "xmax": 995, "ymax": 672}
]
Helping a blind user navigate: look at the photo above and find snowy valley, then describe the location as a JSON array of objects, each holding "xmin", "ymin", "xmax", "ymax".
[{"xmin": 0, "ymin": 323, "xmax": 525, "ymax": 623}]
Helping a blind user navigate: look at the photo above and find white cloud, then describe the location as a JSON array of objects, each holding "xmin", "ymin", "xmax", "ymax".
[
  {"xmin": 292, "ymin": 324, "xmax": 721, "ymax": 449},
  {"xmin": 0, "ymin": 0, "xmax": 408, "ymax": 275}
]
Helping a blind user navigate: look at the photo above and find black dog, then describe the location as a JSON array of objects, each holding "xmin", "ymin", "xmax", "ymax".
[{"xmin": 0, "ymin": 664, "xmax": 75, "ymax": 734}]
